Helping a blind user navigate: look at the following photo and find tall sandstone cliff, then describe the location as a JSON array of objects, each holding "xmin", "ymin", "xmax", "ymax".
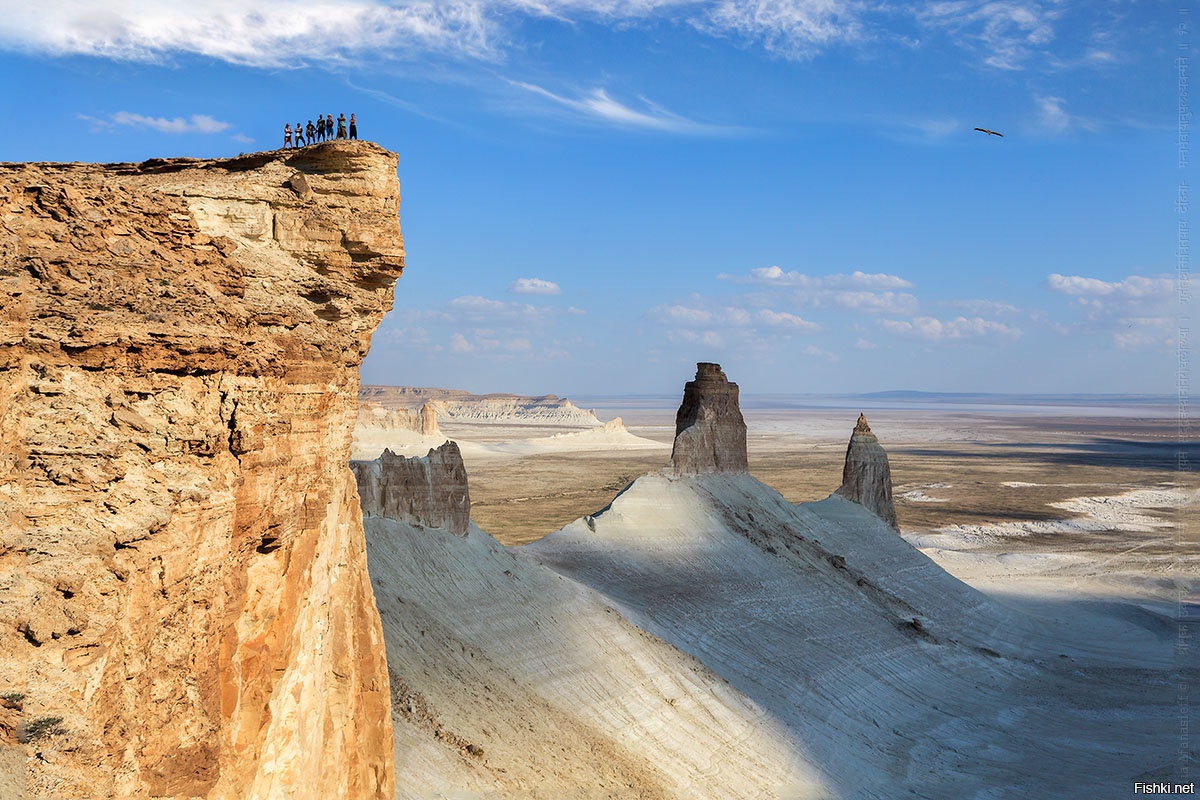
[
  {"xmin": 0, "ymin": 142, "xmax": 401, "ymax": 798},
  {"xmin": 670, "ymin": 362, "xmax": 748, "ymax": 475}
]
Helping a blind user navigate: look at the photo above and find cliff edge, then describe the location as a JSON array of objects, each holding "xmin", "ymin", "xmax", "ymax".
[{"xmin": 0, "ymin": 141, "xmax": 401, "ymax": 798}]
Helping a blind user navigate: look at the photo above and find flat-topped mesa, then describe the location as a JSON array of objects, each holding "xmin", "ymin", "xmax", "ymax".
[
  {"xmin": 356, "ymin": 400, "xmax": 440, "ymax": 437},
  {"xmin": 835, "ymin": 413, "xmax": 899, "ymax": 530},
  {"xmin": 670, "ymin": 362, "xmax": 748, "ymax": 475},
  {"xmin": 352, "ymin": 442, "xmax": 470, "ymax": 535},
  {"xmin": 0, "ymin": 141, "xmax": 400, "ymax": 799}
]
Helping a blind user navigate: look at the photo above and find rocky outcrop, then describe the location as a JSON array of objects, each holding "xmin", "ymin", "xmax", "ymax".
[
  {"xmin": 352, "ymin": 443, "xmax": 470, "ymax": 535},
  {"xmin": 419, "ymin": 401, "xmax": 439, "ymax": 436},
  {"xmin": 0, "ymin": 142, "xmax": 401, "ymax": 798},
  {"xmin": 357, "ymin": 400, "xmax": 440, "ymax": 437},
  {"xmin": 835, "ymin": 414, "xmax": 899, "ymax": 530},
  {"xmin": 670, "ymin": 362, "xmax": 748, "ymax": 475},
  {"xmin": 360, "ymin": 385, "xmax": 602, "ymax": 427}
]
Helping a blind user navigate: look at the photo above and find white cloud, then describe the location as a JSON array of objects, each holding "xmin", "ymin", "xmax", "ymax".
[
  {"xmin": 1043, "ymin": 272, "xmax": 1178, "ymax": 350},
  {"xmin": 728, "ymin": 266, "xmax": 914, "ymax": 290},
  {"xmin": 448, "ymin": 294, "xmax": 547, "ymax": 321},
  {"xmin": 950, "ymin": 298, "xmax": 1022, "ymax": 316},
  {"xmin": 1036, "ymin": 95, "xmax": 1071, "ymax": 133},
  {"xmin": 880, "ymin": 315, "xmax": 1022, "ymax": 341},
  {"xmin": 449, "ymin": 332, "xmax": 475, "ymax": 352},
  {"xmin": 512, "ymin": 82, "xmax": 743, "ymax": 134},
  {"xmin": 508, "ymin": 277, "xmax": 561, "ymax": 295},
  {"xmin": 696, "ymin": 0, "xmax": 864, "ymax": 60},
  {"xmin": 86, "ymin": 111, "xmax": 233, "ymax": 134},
  {"xmin": 1045, "ymin": 273, "xmax": 1174, "ymax": 299},
  {"xmin": 1, "ymin": 1, "xmax": 501, "ymax": 67},
  {"xmin": 719, "ymin": 267, "xmax": 919, "ymax": 313},
  {"xmin": 829, "ymin": 290, "xmax": 918, "ymax": 314},
  {"xmin": 654, "ymin": 304, "xmax": 715, "ymax": 326},
  {"xmin": 801, "ymin": 344, "xmax": 839, "ymax": 362},
  {"xmin": 916, "ymin": 1, "xmax": 1060, "ymax": 70},
  {"xmin": 756, "ymin": 308, "xmax": 819, "ymax": 331},
  {"xmin": 2, "ymin": 1, "xmax": 865, "ymax": 70}
]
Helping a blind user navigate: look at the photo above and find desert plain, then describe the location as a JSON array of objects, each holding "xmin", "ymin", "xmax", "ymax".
[{"xmin": 352, "ymin": 388, "xmax": 1198, "ymax": 798}]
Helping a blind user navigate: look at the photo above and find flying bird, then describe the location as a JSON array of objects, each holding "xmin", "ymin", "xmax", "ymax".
[{"xmin": 974, "ymin": 127, "xmax": 1004, "ymax": 137}]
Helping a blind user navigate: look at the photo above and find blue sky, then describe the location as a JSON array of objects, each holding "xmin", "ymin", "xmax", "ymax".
[{"xmin": 2, "ymin": 1, "xmax": 1190, "ymax": 396}]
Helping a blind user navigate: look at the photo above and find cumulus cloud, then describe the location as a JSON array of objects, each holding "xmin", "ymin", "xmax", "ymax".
[
  {"xmin": 880, "ymin": 315, "xmax": 1022, "ymax": 342},
  {"xmin": 1045, "ymin": 273, "xmax": 1174, "ymax": 299},
  {"xmin": 1043, "ymin": 272, "xmax": 1178, "ymax": 349},
  {"xmin": 718, "ymin": 267, "xmax": 919, "ymax": 313},
  {"xmin": 508, "ymin": 277, "xmax": 561, "ymax": 295},
  {"xmin": 652, "ymin": 304, "xmax": 759, "ymax": 327}
]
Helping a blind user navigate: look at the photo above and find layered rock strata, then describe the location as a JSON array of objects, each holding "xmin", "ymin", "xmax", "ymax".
[
  {"xmin": 670, "ymin": 362, "xmax": 748, "ymax": 475},
  {"xmin": 352, "ymin": 443, "xmax": 470, "ymax": 535},
  {"xmin": 0, "ymin": 142, "xmax": 401, "ymax": 798},
  {"xmin": 835, "ymin": 413, "xmax": 899, "ymax": 530},
  {"xmin": 357, "ymin": 401, "xmax": 440, "ymax": 437},
  {"xmin": 359, "ymin": 386, "xmax": 602, "ymax": 427}
]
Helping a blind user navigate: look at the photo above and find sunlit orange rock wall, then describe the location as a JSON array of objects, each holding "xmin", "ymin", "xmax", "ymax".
[{"xmin": 0, "ymin": 141, "xmax": 402, "ymax": 799}]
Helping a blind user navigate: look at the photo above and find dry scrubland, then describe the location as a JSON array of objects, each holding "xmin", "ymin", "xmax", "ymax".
[{"xmin": 454, "ymin": 408, "xmax": 1192, "ymax": 549}]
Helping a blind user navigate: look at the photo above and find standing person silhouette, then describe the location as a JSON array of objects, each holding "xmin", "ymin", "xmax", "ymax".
[
  {"xmin": 336, "ymin": 113, "xmax": 347, "ymax": 139},
  {"xmin": 316, "ymin": 115, "xmax": 326, "ymax": 142},
  {"xmin": 349, "ymin": 113, "xmax": 357, "ymax": 140},
  {"xmin": 326, "ymin": 114, "xmax": 334, "ymax": 141},
  {"xmin": 306, "ymin": 119, "xmax": 316, "ymax": 145},
  {"xmin": 294, "ymin": 121, "xmax": 306, "ymax": 146},
  {"xmin": 283, "ymin": 123, "xmax": 292, "ymax": 149}
]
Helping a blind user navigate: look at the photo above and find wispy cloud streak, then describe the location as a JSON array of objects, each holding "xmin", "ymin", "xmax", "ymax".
[{"xmin": 512, "ymin": 81, "xmax": 745, "ymax": 134}]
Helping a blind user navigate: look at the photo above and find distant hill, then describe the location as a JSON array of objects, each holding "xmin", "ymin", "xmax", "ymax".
[
  {"xmin": 856, "ymin": 390, "xmax": 1175, "ymax": 405},
  {"xmin": 360, "ymin": 385, "xmax": 602, "ymax": 426}
]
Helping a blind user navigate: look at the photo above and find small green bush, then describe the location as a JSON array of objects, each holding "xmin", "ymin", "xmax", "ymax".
[{"xmin": 19, "ymin": 715, "xmax": 65, "ymax": 743}]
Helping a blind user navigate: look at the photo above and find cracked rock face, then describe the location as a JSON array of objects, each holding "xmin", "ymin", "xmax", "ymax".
[
  {"xmin": 670, "ymin": 362, "xmax": 748, "ymax": 475},
  {"xmin": 835, "ymin": 413, "xmax": 899, "ymax": 530},
  {"xmin": 351, "ymin": 442, "xmax": 470, "ymax": 535},
  {"xmin": 0, "ymin": 142, "xmax": 401, "ymax": 799}
]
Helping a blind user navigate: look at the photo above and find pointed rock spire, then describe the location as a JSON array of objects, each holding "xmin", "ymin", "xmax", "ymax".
[
  {"xmin": 352, "ymin": 441, "xmax": 470, "ymax": 534},
  {"xmin": 835, "ymin": 413, "xmax": 898, "ymax": 530},
  {"xmin": 670, "ymin": 362, "xmax": 748, "ymax": 475}
]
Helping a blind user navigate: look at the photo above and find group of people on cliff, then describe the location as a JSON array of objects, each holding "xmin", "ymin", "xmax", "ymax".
[{"xmin": 284, "ymin": 113, "xmax": 357, "ymax": 148}]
